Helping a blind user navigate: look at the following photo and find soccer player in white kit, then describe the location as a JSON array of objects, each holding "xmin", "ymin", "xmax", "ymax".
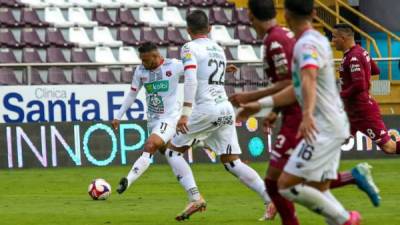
[
  {"xmin": 112, "ymin": 42, "xmax": 188, "ymax": 194},
  {"xmin": 237, "ymin": 0, "xmax": 361, "ymax": 224},
  {"xmin": 164, "ymin": 10, "xmax": 275, "ymax": 221}
]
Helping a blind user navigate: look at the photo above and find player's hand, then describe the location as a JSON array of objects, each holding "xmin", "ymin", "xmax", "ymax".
[
  {"xmin": 229, "ymin": 93, "xmax": 252, "ymax": 107},
  {"xmin": 297, "ymin": 113, "xmax": 318, "ymax": 144},
  {"xmin": 263, "ymin": 111, "xmax": 277, "ymax": 135},
  {"xmin": 111, "ymin": 119, "xmax": 120, "ymax": 131},
  {"xmin": 226, "ymin": 64, "xmax": 239, "ymax": 73},
  {"xmin": 236, "ymin": 102, "xmax": 261, "ymax": 121},
  {"xmin": 177, "ymin": 115, "xmax": 189, "ymax": 134}
]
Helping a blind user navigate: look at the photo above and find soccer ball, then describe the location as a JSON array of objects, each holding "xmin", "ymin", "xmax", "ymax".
[{"xmin": 88, "ymin": 178, "xmax": 111, "ymax": 200}]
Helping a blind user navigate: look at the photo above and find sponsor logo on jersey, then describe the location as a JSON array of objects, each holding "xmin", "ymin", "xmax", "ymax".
[
  {"xmin": 166, "ymin": 70, "xmax": 172, "ymax": 77},
  {"xmin": 350, "ymin": 64, "xmax": 361, "ymax": 73},
  {"xmin": 270, "ymin": 41, "xmax": 282, "ymax": 50},
  {"xmin": 350, "ymin": 57, "xmax": 358, "ymax": 62},
  {"xmin": 144, "ymin": 80, "xmax": 169, "ymax": 93}
]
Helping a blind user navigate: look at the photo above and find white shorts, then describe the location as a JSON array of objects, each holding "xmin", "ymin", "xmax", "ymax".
[
  {"xmin": 148, "ymin": 118, "xmax": 177, "ymax": 144},
  {"xmin": 284, "ymin": 132, "xmax": 347, "ymax": 182},
  {"xmin": 171, "ymin": 102, "xmax": 241, "ymax": 156}
]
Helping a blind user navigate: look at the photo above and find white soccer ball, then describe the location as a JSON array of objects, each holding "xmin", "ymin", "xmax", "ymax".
[{"xmin": 88, "ymin": 178, "xmax": 112, "ymax": 200}]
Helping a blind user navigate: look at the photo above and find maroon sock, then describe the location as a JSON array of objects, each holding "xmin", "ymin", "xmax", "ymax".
[
  {"xmin": 396, "ymin": 141, "xmax": 400, "ymax": 154},
  {"xmin": 330, "ymin": 171, "xmax": 355, "ymax": 189},
  {"xmin": 265, "ymin": 178, "xmax": 299, "ymax": 225}
]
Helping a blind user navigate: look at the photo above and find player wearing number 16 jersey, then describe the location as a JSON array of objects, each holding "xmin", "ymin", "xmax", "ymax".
[{"xmin": 163, "ymin": 10, "xmax": 276, "ymax": 221}]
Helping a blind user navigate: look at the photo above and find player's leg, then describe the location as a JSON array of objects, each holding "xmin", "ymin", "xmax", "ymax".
[
  {"xmin": 265, "ymin": 131, "xmax": 299, "ymax": 224},
  {"xmin": 206, "ymin": 122, "xmax": 276, "ymax": 220},
  {"xmin": 117, "ymin": 121, "xmax": 174, "ymax": 194},
  {"xmin": 278, "ymin": 139, "xmax": 360, "ymax": 225}
]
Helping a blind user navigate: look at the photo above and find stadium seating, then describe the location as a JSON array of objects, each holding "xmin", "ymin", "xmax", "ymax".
[
  {"xmin": 46, "ymin": 27, "xmax": 75, "ymax": 48},
  {"xmin": 139, "ymin": 0, "xmax": 167, "ymax": 8},
  {"xmin": 44, "ymin": 6, "xmax": 74, "ymax": 27},
  {"xmin": 0, "ymin": 48, "xmax": 18, "ymax": 63},
  {"xmin": 116, "ymin": 0, "xmax": 143, "ymax": 8},
  {"xmin": 93, "ymin": 26, "xmax": 123, "ymax": 47},
  {"xmin": 237, "ymin": 45, "xmax": 259, "ymax": 61},
  {"xmin": 21, "ymin": 7, "xmax": 50, "ymax": 27},
  {"xmin": 234, "ymin": 25, "xmax": 261, "ymax": 45},
  {"xmin": 69, "ymin": 0, "xmax": 98, "ymax": 8},
  {"xmin": 166, "ymin": 0, "xmax": 190, "ymax": 7},
  {"xmin": 116, "ymin": 7, "xmax": 144, "ymax": 27},
  {"xmin": 0, "ymin": 68, "xmax": 20, "ymax": 85},
  {"xmin": 118, "ymin": 46, "xmax": 141, "ymax": 64},
  {"xmin": 95, "ymin": 46, "xmax": 117, "ymax": 63},
  {"xmin": 21, "ymin": 28, "xmax": 49, "ymax": 47},
  {"xmin": 164, "ymin": 26, "xmax": 188, "ymax": 45},
  {"xmin": 232, "ymin": 8, "xmax": 250, "ymax": 25},
  {"xmin": 92, "ymin": 7, "xmax": 119, "ymax": 27},
  {"xmin": 97, "ymin": 67, "xmax": 118, "ymax": 83},
  {"xmin": 48, "ymin": 67, "xmax": 69, "ymax": 84},
  {"xmin": 71, "ymin": 47, "xmax": 92, "ymax": 62},
  {"xmin": 0, "ymin": 7, "xmax": 21, "ymax": 27},
  {"xmin": 47, "ymin": 0, "xmax": 74, "ymax": 8},
  {"xmin": 166, "ymin": 46, "xmax": 181, "ymax": 59},
  {"xmin": 162, "ymin": 7, "xmax": 186, "ymax": 27},
  {"xmin": 0, "ymin": 28, "xmax": 23, "ymax": 48},
  {"xmin": 20, "ymin": 0, "xmax": 49, "ymax": 8},
  {"xmin": 72, "ymin": 67, "xmax": 95, "ymax": 84},
  {"xmin": 121, "ymin": 66, "xmax": 134, "ymax": 83},
  {"xmin": 93, "ymin": 0, "xmax": 121, "ymax": 8},
  {"xmin": 210, "ymin": 25, "xmax": 240, "ymax": 46},
  {"xmin": 139, "ymin": 6, "xmax": 168, "ymax": 27},
  {"xmin": 117, "ymin": 26, "xmax": 141, "ymax": 46},
  {"xmin": 69, "ymin": 27, "xmax": 98, "ymax": 48},
  {"xmin": 68, "ymin": 7, "xmax": 98, "ymax": 27},
  {"xmin": 209, "ymin": 7, "xmax": 235, "ymax": 26},
  {"xmin": 140, "ymin": 27, "xmax": 168, "ymax": 46},
  {"xmin": 0, "ymin": 0, "xmax": 25, "ymax": 8}
]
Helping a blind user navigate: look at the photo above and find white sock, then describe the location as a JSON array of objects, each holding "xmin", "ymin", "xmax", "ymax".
[
  {"xmin": 323, "ymin": 191, "xmax": 349, "ymax": 225},
  {"xmin": 165, "ymin": 149, "xmax": 201, "ymax": 202},
  {"xmin": 224, "ymin": 159, "xmax": 271, "ymax": 204},
  {"xmin": 279, "ymin": 184, "xmax": 349, "ymax": 225},
  {"xmin": 126, "ymin": 152, "xmax": 152, "ymax": 187}
]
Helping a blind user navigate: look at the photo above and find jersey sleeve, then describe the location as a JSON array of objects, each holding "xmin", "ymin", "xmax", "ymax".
[
  {"xmin": 340, "ymin": 54, "xmax": 367, "ymax": 98},
  {"xmin": 181, "ymin": 43, "xmax": 198, "ymax": 70},
  {"xmin": 131, "ymin": 67, "xmax": 143, "ymax": 92},
  {"xmin": 174, "ymin": 59, "xmax": 185, "ymax": 78},
  {"xmin": 181, "ymin": 43, "xmax": 198, "ymax": 104},
  {"xmin": 296, "ymin": 42, "xmax": 323, "ymax": 70},
  {"xmin": 370, "ymin": 58, "xmax": 380, "ymax": 75},
  {"xmin": 267, "ymin": 40, "xmax": 290, "ymax": 79}
]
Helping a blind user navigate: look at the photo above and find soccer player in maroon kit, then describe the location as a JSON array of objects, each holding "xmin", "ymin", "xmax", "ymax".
[
  {"xmin": 332, "ymin": 23, "xmax": 400, "ymax": 154},
  {"xmin": 229, "ymin": 1, "xmax": 380, "ymax": 224}
]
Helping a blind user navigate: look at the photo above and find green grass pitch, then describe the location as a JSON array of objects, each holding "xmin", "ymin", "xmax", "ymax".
[{"xmin": 1, "ymin": 159, "xmax": 399, "ymax": 225}]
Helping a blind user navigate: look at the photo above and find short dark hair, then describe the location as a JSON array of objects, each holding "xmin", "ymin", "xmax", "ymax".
[
  {"xmin": 186, "ymin": 9, "xmax": 209, "ymax": 34},
  {"xmin": 248, "ymin": 0, "xmax": 276, "ymax": 21},
  {"xmin": 284, "ymin": 0, "xmax": 314, "ymax": 16},
  {"xmin": 334, "ymin": 23, "xmax": 355, "ymax": 36},
  {"xmin": 138, "ymin": 42, "xmax": 158, "ymax": 54}
]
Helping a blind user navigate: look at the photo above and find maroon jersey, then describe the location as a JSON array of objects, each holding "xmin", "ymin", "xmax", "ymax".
[
  {"xmin": 339, "ymin": 45, "xmax": 391, "ymax": 146},
  {"xmin": 339, "ymin": 45, "xmax": 381, "ymax": 120},
  {"xmin": 263, "ymin": 26, "xmax": 302, "ymax": 169},
  {"xmin": 263, "ymin": 25, "xmax": 301, "ymax": 127}
]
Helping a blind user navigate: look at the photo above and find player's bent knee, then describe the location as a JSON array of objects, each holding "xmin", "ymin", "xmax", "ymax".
[
  {"xmin": 144, "ymin": 141, "xmax": 163, "ymax": 154},
  {"xmin": 277, "ymin": 172, "xmax": 303, "ymax": 190},
  {"xmin": 381, "ymin": 140, "xmax": 397, "ymax": 154}
]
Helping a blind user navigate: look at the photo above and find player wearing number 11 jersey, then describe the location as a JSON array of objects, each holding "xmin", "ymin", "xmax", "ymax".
[{"xmin": 164, "ymin": 10, "xmax": 276, "ymax": 221}]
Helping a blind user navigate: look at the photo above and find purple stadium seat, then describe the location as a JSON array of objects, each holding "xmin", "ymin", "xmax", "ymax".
[
  {"xmin": 46, "ymin": 27, "xmax": 75, "ymax": 48},
  {"xmin": 234, "ymin": 25, "xmax": 260, "ymax": 45},
  {"xmin": 224, "ymin": 85, "xmax": 235, "ymax": 96},
  {"xmin": 222, "ymin": 46, "xmax": 234, "ymax": 60},
  {"xmin": 190, "ymin": 0, "xmax": 213, "ymax": 7},
  {"xmin": 0, "ymin": 7, "xmax": 21, "ymax": 27},
  {"xmin": 46, "ymin": 47, "xmax": 68, "ymax": 63},
  {"xmin": 30, "ymin": 70, "xmax": 45, "ymax": 85},
  {"xmin": 22, "ymin": 47, "xmax": 42, "ymax": 62},
  {"xmin": 0, "ymin": 68, "xmax": 20, "ymax": 85},
  {"xmin": 232, "ymin": 8, "xmax": 250, "ymax": 25},
  {"xmin": 241, "ymin": 65, "xmax": 262, "ymax": 85},
  {"xmin": 116, "ymin": 7, "xmax": 144, "ymax": 27},
  {"xmin": 117, "ymin": 26, "xmax": 141, "ymax": 46},
  {"xmin": 166, "ymin": 46, "xmax": 181, "ymax": 59},
  {"xmin": 140, "ymin": 27, "xmax": 168, "ymax": 46},
  {"xmin": 209, "ymin": 7, "xmax": 235, "ymax": 26},
  {"xmin": 121, "ymin": 66, "xmax": 134, "ymax": 83},
  {"xmin": 164, "ymin": 27, "xmax": 187, "ymax": 45},
  {"xmin": 92, "ymin": 7, "xmax": 119, "ymax": 27},
  {"xmin": 48, "ymin": 67, "xmax": 69, "ymax": 84},
  {"xmin": 21, "ymin": 28, "xmax": 49, "ymax": 47},
  {"xmin": 214, "ymin": 0, "xmax": 234, "ymax": 7},
  {"xmin": 97, "ymin": 67, "xmax": 118, "ymax": 84},
  {"xmin": 0, "ymin": 48, "xmax": 17, "ymax": 63},
  {"xmin": 21, "ymin": 7, "xmax": 49, "ymax": 27},
  {"xmin": 0, "ymin": 28, "xmax": 23, "ymax": 48},
  {"xmin": 0, "ymin": 0, "xmax": 24, "ymax": 8},
  {"xmin": 72, "ymin": 67, "xmax": 94, "ymax": 84},
  {"xmin": 71, "ymin": 48, "xmax": 91, "ymax": 62},
  {"xmin": 167, "ymin": 0, "xmax": 190, "ymax": 7}
]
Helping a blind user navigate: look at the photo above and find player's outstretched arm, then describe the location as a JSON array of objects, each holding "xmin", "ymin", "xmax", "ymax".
[
  {"xmin": 229, "ymin": 79, "xmax": 292, "ymax": 107},
  {"xmin": 112, "ymin": 89, "xmax": 139, "ymax": 130}
]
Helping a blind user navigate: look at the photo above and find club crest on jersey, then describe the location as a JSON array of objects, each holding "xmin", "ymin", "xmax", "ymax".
[{"xmin": 166, "ymin": 70, "xmax": 172, "ymax": 77}]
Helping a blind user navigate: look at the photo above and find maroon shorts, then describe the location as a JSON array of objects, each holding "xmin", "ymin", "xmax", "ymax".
[
  {"xmin": 269, "ymin": 126, "xmax": 301, "ymax": 170},
  {"xmin": 351, "ymin": 117, "xmax": 391, "ymax": 147}
]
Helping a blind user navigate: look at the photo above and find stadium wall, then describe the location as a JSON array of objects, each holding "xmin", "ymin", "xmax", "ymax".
[{"xmin": 0, "ymin": 85, "xmax": 399, "ymax": 169}]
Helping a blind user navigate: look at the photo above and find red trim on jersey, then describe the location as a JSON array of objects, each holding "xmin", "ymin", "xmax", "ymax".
[
  {"xmin": 184, "ymin": 65, "xmax": 197, "ymax": 70},
  {"xmin": 301, "ymin": 64, "xmax": 319, "ymax": 70},
  {"xmin": 131, "ymin": 87, "xmax": 138, "ymax": 92}
]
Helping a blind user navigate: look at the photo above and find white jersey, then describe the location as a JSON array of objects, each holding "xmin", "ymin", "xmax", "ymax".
[
  {"xmin": 132, "ymin": 58, "xmax": 183, "ymax": 121},
  {"xmin": 181, "ymin": 38, "xmax": 228, "ymax": 111},
  {"xmin": 291, "ymin": 29, "xmax": 349, "ymax": 136}
]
